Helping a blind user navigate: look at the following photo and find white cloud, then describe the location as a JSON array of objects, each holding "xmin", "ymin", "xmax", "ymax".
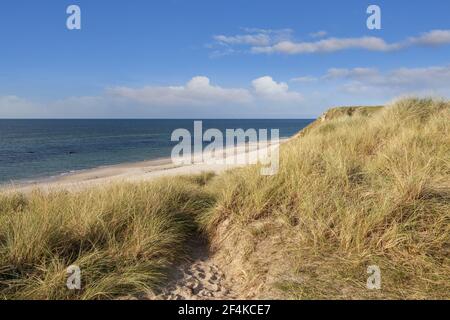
[
  {"xmin": 5, "ymin": 65, "xmax": 450, "ymax": 119},
  {"xmin": 323, "ymin": 66, "xmax": 450, "ymax": 87},
  {"xmin": 241, "ymin": 27, "xmax": 293, "ymax": 35},
  {"xmin": 0, "ymin": 95, "xmax": 119, "ymax": 118},
  {"xmin": 109, "ymin": 76, "xmax": 304, "ymax": 107},
  {"xmin": 213, "ymin": 34, "xmax": 271, "ymax": 46},
  {"xmin": 211, "ymin": 28, "xmax": 450, "ymax": 55},
  {"xmin": 210, "ymin": 28, "xmax": 293, "ymax": 56},
  {"xmin": 233, "ymin": 29, "xmax": 450, "ymax": 55},
  {"xmin": 251, "ymin": 76, "xmax": 303, "ymax": 103},
  {"xmin": 408, "ymin": 29, "xmax": 450, "ymax": 46},
  {"xmin": 0, "ymin": 76, "xmax": 308, "ymax": 118},
  {"xmin": 0, "ymin": 96, "xmax": 39, "ymax": 118},
  {"xmin": 316, "ymin": 65, "xmax": 450, "ymax": 97},
  {"xmin": 109, "ymin": 76, "xmax": 253, "ymax": 106},
  {"xmin": 0, "ymin": 95, "xmax": 31, "ymax": 107},
  {"xmin": 252, "ymin": 37, "xmax": 400, "ymax": 54}
]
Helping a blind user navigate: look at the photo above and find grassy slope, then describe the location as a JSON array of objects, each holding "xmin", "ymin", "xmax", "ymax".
[
  {"xmin": 202, "ymin": 98, "xmax": 450, "ymax": 299},
  {"xmin": 0, "ymin": 98, "xmax": 448, "ymax": 299},
  {"xmin": 294, "ymin": 105, "xmax": 383, "ymax": 139},
  {"xmin": 0, "ymin": 175, "xmax": 215, "ymax": 299}
]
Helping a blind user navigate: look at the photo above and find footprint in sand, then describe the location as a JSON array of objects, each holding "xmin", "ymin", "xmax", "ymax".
[{"xmin": 147, "ymin": 241, "xmax": 235, "ymax": 300}]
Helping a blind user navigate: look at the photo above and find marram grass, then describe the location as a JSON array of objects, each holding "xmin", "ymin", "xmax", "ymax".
[
  {"xmin": 203, "ymin": 98, "xmax": 450, "ymax": 299},
  {"xmin": 0, "ymin": 98, "xmax": 449, "ymax": 299},
  {"xmin": 0, "ymin": 176, "xmax": 215, "ymax": 299}
]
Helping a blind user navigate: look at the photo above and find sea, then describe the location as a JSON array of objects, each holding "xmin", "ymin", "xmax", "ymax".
[{"xmin": 0, "ymin": 119, "xmax": 313, "ymax": 184}]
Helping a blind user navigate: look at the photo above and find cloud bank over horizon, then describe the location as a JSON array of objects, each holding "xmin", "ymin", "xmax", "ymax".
[
  {"xmin": 1, "ymin": 65, "xmax": 449, "ymax": 119},
  {"xmin": 0, "ymin": 76, "xmax": 307, "ymax": 118},
  {"xmin": 109, "ymin": 76, "xmax": 303, "ymax": 107},
  {"xmin": 293, "ymin": 65, "xmax": 450, "ymax": 97}
]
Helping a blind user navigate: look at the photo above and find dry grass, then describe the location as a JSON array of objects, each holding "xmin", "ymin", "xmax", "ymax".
[
  {"xmin": 0, "ymin": 175, "xmax": 215, "ymax": 299},
  {"xmin": 0, "ymin": 98, "xmax": 448, "ymax": 300},
  {"xmin": 202, "ymin": 98, "xmax": 450, "ymax": 299}
]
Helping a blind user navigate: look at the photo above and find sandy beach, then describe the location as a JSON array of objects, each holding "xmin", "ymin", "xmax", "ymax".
[{"xmin": 1, "ymin": 139, "xmax": 285, "ymax": 194}]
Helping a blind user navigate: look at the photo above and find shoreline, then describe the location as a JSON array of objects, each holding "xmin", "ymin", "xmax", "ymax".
[{"xmin": 1, "ymin": 138, "xmax": 288, "ymax": 194}]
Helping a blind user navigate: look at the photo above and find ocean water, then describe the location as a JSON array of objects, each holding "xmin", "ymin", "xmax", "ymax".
[{"xmin": 0, "ymin": 119, "xmax": 313, "ymax": 184}]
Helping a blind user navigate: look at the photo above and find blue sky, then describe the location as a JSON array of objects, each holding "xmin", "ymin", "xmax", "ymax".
[{"xmin": 1, "ymin": 0, "xmax": 449, "ymax": 118}]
